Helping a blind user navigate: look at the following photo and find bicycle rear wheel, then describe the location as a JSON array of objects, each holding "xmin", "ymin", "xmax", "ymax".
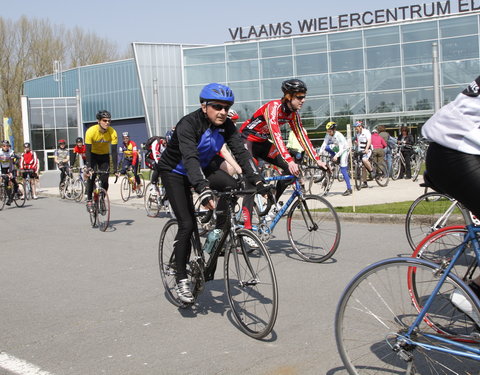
[
  {"xmin": 287, "ymin": 195, "xmax": 341, "ymax": 263},
  {"xmin": 120, "ymin": 176, "xmax": 131, "ymax": 202},
  {"xmin": 96, "ymin": 188, "xmax": 110, "ymax": 232},
  {"xmin": 335, "ymin": 257, "xmax": 479, "ymax": 374},
  {"xmin": 73, "ymin": 178, "xmax": 84, "ymax": 202},
  {"xmin": 405, "ymin": 192, "xmax": 469, "ymax": 250},
  {"xmin": 0, "ymin": 186, "xmax": 6, "ymax": 210},
  {"xmin": 374, "ymin": 162, "xmax": 389, "ymax": 187},
  {"xmin": 391, "ymin": 156, "xmax": 401, "ymax": 180},
  {"xmin": 224, "ymin": 229, "xmax": 278, "ymax": 339},
  {"xmin": 13, "ymin": 183, "xmax": 26, "ymax": 207},
  {"xmin": 354, "ymin": 162, "xmax": 362, "ymax": 190},
  {"xmin": 144, "ymin": 182, "xmax": 161, "ymax": 217}
]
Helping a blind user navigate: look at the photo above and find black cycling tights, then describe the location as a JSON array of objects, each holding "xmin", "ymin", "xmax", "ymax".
[
  {"xmin": 86, "ymin": 154, "xmax": 110, "ymax": 200},
  {"xmin": 426, "ymin": 142, "xmax": 480, "ymax": 218},
  {"xmin": 160, "ymin": 169, "xmax": 239, "ymax": 282}
]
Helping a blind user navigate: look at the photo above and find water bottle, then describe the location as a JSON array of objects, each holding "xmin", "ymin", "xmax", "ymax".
[{"xmin": 202, "ymin": 229, "xmax": 222, "ymax": 254}]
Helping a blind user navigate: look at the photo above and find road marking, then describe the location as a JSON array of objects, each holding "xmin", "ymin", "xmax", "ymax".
[{"xmin": 0, "ymin": 352, "xmax": 53, "ymax": 375}]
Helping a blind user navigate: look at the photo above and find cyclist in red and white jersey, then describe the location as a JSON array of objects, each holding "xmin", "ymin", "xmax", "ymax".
[
  {"xmin": 240, "ymin": 79, "xmax": 327, "ymax": 229},
  {"xmin": 20, "ymin": 142, "xmax": 39, "ymax": 199}
]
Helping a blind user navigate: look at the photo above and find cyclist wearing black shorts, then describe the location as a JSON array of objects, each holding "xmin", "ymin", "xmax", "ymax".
[
  {"xmin": 0, "ymin": 140, "xmax": 19, "ymax": 206},
  {"xmin": 157, "ymin": 83, "xmax": 264, "ymax": 303},
  {"xmin": 422, "ymin": 76, "xmax": 480, "ymax": 320}
]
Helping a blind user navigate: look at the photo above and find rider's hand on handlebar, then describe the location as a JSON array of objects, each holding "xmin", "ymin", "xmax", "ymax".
[
  {"xmin": 287, "ymin": 161, "xmax": 300, "ymax": 177},
  {"xmin": 317, "ymin": 159, "xmax": 329, "ymax": 172}
]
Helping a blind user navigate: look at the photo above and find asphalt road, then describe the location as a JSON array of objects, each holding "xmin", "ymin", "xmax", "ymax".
[{"xmin": 0, "ymin": 196, "xmax": 412, "ymax": 375}]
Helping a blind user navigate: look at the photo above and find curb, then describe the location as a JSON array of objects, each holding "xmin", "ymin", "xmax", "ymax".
[{"xmin": 336, "ymin": 212, "xmax": 405, "ymax": 224}]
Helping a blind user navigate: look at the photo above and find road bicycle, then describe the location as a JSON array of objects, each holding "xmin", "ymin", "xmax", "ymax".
[
  {"xmin": 0, "ymin": 173, "xmax": 25, "ymax": 210},
  {"xmin": 405, "ymin": 191, "xmax": 478, "ymax": 250},
  {"xmin": 120, "ymin": 166, "xmax": 145, "ymax": 202},
  {"xmin": 19, "ymin": 169, "xmax": 35, "ymax": 200},
  {"xmin": 87, "ymin": 171, "xmax": 110, "ymax": 232},
  {"xmin": 144, "ymin": 181, "xmax": 172, "ymax": 218},
  {"xmin": 335, "ymin": 223, "xmax": 480, "ymax": 373},
  {"xmin": 60, "ymin": 168, "xmax": 83, "ymax": 201},
  {"xmin": 303, "ymin": 161, "xmax": 333, "ymax": 196},
  {"xmin": 352, "ymin": 151, "xmax": 388, "ymax": 190},
  {"xmin": 158, "ymin": 188, "xmax": 278, "ymax": 339}
]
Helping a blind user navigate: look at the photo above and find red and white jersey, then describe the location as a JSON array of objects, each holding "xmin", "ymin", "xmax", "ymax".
[
  {"xmin": 240, "ymin": 99, "xmax": 319, "ymax": 164},
  {"xmin": 20, "ymin": 151, "xmax": 39, "ymax": 171}
]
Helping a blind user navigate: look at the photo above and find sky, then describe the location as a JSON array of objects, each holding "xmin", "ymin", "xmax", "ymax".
[{"xmin": 1, "ymin": 0, "xmax": 455, "ymax": 52}]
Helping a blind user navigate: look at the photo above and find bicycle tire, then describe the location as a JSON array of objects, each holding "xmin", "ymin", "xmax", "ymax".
[
  {"xmin": 144, "ymin": 182, "xmax": 161, "ymax": 217},
  {"xmin": 193, "ymin": 191, "xmax": 215, "ymax": 236},
  {"xmin": 354, "ymin": 162, "xmax": 362, "ymax": 191},
  {"xmin": 405, "ymin": 192, "xmax": 469, "ymax": 250},
  {"xmin": 13, "ymin": 183, "xmax": 26, "ymax": 207},
  {"xmin": 73, "ymin": 178, "xmax": 85, "ymax": 202},
  {"xmin": 96, "ymin": 188, "xmax": 110, "ymax": 232},
  {"xmin": 59, "ymin": 182, "xmax": 65, "ymax": 199},
  {"xmin": 374, "ymin": 162, "xmax": 389, "ymax": 187},
  {"xmin": 224, "ymin": 228, "xmax": 278, "ymax": 339},
  {"xmin": 0, "ymin": 186, "xmax": 5, "ymax": 210},
  {"xmin": 411, "ymin": 154, "xmax": 422, "ymax": 182},
  {"xmin": 286, "ymin": 195, "xmax": 341, "ymax": 263},
  {"xmin": 120, "ymin": 176, "xmax": 131, "ymax": 202},
  {"xmin": 135, "ymin": 174, "xmax": 145, "ymax": 198},
  {"xmin": 391, "ymin": 156, "xmax": 401, "ymax": 180},
  {"xmin": 335, "ymin": 257, "xmax": 480, "ymax": 374},
  {"xmin": 23, "ymin": 181, "xmax": 31, "ymax": 200}
]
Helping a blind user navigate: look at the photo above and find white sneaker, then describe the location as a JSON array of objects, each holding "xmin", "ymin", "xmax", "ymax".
[
  {"xmin": 175, "ymin": 279, "xmax": 194, "ymax": 304},
  {"xmin": 243, "ymin": 236, "xmax": 259, "ymax": 249},
  {"xmin": 450, "ymin": 289, "xmax": 480, "ymax": 326}
]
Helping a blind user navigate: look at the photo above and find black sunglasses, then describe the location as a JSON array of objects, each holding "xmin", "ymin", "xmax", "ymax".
[
  {"xmin": 207, "ymin": 103, "xmax": 231, "ymax": 112},
  {"xmin": 295, "ymin": 95, "xmax": 306, "ymax": 100}
]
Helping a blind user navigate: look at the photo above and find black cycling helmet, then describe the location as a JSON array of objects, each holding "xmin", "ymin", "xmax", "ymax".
[
  {"xmin": 281, "ymin": 79, "xmax": 307, "ymax": 95},
  {"xmin": 96, "ymin": 110, "xmax": 111, "ymax": 121},
  {"xmin": 24, "ymin": 142, "xmax": 31, "ymax": 148},
  {"xmin": 76, "ymin": 137, "xmax": 83, "ymax": 143}
]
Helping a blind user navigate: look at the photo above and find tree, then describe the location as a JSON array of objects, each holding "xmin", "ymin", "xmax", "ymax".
[{"xmin": 0, "ymin": 16, "xmax": 125, "ymax": 151}]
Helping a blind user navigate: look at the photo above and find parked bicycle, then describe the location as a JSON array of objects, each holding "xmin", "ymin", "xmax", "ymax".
[
  {"xmin": 87, "ymin": 171, "xmax": 111, "ymax": 232},
  {"xmin": 335, "ymin": 222, "xmax": 480, "ymax": 373},
  {"xmin": 391, "ymin": 145, "xmax": 421, "ymax": 181},
  {"xmin": 120, "ymin": 166, "xmax": 145, "ymax": 202},
  {"xmin": 158, "ymin": 188, "xmax": 278, "ymax": 339}
]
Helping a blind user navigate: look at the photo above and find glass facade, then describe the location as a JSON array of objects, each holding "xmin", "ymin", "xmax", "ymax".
[{"xmin": 182, "ymin": 13, "xmax": 480, "ymax": 139}]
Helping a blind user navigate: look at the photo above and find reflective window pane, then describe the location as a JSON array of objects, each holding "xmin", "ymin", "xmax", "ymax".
[
  {"xmin": 366, "ymin": 45, "xmax": 401, "ymax": 69},
  {"xmin": 401, "ymin": 21, "xmax": 437, "ymax": 42},
  {"xmin": 55, "ymin": 107, "xmax": 67, "ymax": 128},
  {"xmin": 295, "ymin": 53, "xmax": 328, "ymax": 75},
  {"xmin": 332, "ymin": 94, "xmax": 365, "ymax": 115},
  {"xmin": 185, "ymin": 63, "xmax": 226, "ymax": 85},
  {"xmin": 294, "ymin": 35, "xmax": 327, "ymax": 53},
  {"xmin": 30, "ymin": 108, "xmax": 43, "ymax": 129},
  {"xmin": 298, "ymin": 75, "xmax": 329, "ymax": 96},
  {"xmin": 368, "ymin": 91, "xmax": 403, "ymax": 113},
  {"xmin": 226, "ymin": 43, "xmax": 258, "ymax": 61},
  {"xmin": 443, "ymin": 85, "xmax": 464, "ymax": 104},
  {"xmin": 44, "ymin": 129, "xmax": 56, "ymax": 149},
  {"xmin": 234, "ymin": 101, "xmax": 262, "ymax": 121},
  {"xmin": 364, "ymin": 26, "xmax": 399, "ymax": 46},
  {"xmin": 405, "ymin": 88, "xmax": 434, "ymax": 110},
  {"xmin": 30, "ymin": 129, "xmax": 44, "ymax": 150},
  {"xmin": 229, "ymin": 81, "xmax": 260, "ymax": 102},
  {"xmin": 442, "ymin": 60, "xmax": 480, "ymax": 85},
  {"xmin": 262, "ymin": 78, "xmax": 285, "ymax": 100},
  {"xmin": 440, "ymin": 15, "xmax": 477, "ymax": 38},
  {"xmin": 299, "ymin": 97, "xmax": 330, "ymax": 117},
  {"xmin": 330, "ymin": 49, "xmax": 363, "ymax": 72},
  {"xmin": 403, "ymin": 65, "xmax": 433, "ymax": 88},
  {"xmin": 228, "ymin": 60, "xmax": 259, "ymax": 81},
  {"xmin": 328, "ymin": 31, "xmax": 362, "ymax": 50},
  {"xmin": 403, "ymin": 41, "xmax": 434, "ymax": 65},
  {"xmin": 331, "ymin": 71, "xmax": 364, "ymax": 94},
  {"xmin": 185, "ymin": 85, "xmax": 205, "ymax": 106},
  {"xmin": 261, "ymin": 57, "xmax": 293, "ymax": 78},
  {"xmin": 441, "ymin": 36, "xmax": 479, "ymax": 61},
  {"xmin": 42, "ymin": 108, "xmax": 54, "ymax": 129},
  {"xmin": 67, "ymin": 107, "xmax": 77, "ymax": 128},
  {"xmin": 259, "ymin": 39, "xmax": 292, "ymax": 58},
  {"xmin": 366, "ymin": 68, "xmax": 402, "ymax": 91},
  {"xmin": 184, "ymin": 46, "xmax": 225, "ymax": 65}
]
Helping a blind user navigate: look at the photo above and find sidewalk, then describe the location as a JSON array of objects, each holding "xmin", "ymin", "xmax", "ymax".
[{"xmin": 38, "ymin": 175, "xmax": 425, "ymax": 223}]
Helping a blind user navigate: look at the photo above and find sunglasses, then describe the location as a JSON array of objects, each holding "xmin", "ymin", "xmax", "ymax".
[
  {"xmin": 295, "ymin": 95, "xmax": 306, "ymax": 101},
  {"xmin": 101, "ymin": 119, "xmax": 111, "ymax": 123},
  {"xmin": 207, "ymin": 103, "xmax": 231, "ymax": 112}
]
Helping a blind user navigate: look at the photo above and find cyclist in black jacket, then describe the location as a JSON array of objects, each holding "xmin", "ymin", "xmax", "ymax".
[{"xmin": 157, "ymin": 83, "xmax": 265, "ymax": 303}]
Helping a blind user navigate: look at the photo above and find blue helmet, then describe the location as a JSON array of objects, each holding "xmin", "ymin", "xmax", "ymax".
[
  {"xmin": 353, "ymin": 120, "xmax": 363, "ymax": 127},
  {"xmin": 199, "ymin": 83, "xmax": 234, "ymax": 105}
]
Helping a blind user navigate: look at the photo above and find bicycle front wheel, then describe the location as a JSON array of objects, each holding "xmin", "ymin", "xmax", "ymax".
[
  {"xmin": 144, "ymin": 182, "xmax": 160, "ymax": 217},
  {"xmin": 405, "ymin": 192, "xmax": 468, "ymax": 250},
  {"xmin": 14, "ymin": 183, "xmax": 26, "ymax": 207},
  {"xmin": 336, "ymin": 257, "xmax": 480, "ymax": 374},
  {"xmin": 224, "ymin": 229, "xmax": 278, "ymax": 339},
  {"xmin": 96, "ymin": 188, "xmax": 110, "ymax": 232},
  {"xmin": 73, "ymin": 178, "xmax": 84, "ymax": 202},
  {"xmin": 120, "ymin": 176, "xmax": 131, "ymax": 202},
  {"xmin": 354, "ymin": 162, "xmax": 362, "ymax": 191},
  {"xmin": 0, "ymin": 187, "xmax": 6, "ymax": 210},
  {"xmin": 374, "ymin": 162, "xmax": 389, "ymax": 187},
  {"xmin": 287, "ymin": 195, "xmax": 341, "ymax": 263}
]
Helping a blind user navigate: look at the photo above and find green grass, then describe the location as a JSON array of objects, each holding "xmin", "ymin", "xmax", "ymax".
[{"xmin": 334, "ymin": 201, "xmax": 415, "ymax": 214}]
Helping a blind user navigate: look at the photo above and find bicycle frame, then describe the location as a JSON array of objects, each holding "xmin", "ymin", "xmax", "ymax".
[{"xmin": 403, "ymin": 224, "xmax": 480, "ymax": 360}]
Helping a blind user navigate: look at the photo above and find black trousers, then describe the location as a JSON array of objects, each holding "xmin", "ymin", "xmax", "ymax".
[
  {"xmin": 426, "ymin": 142, "xmax": 480, "ymax": 218},
  {"xmin": 86, "ymin": 154, "xmax": 110, "ymax": 200},
  {"xmin": 160, "ymin": 169, "xmax": 239, "ymax": 282}
]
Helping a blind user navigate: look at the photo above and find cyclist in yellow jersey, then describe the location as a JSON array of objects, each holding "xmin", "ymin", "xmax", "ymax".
[{"xmin": 84, "ymin": 110, "xmax": 118, "ymax": 212}]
